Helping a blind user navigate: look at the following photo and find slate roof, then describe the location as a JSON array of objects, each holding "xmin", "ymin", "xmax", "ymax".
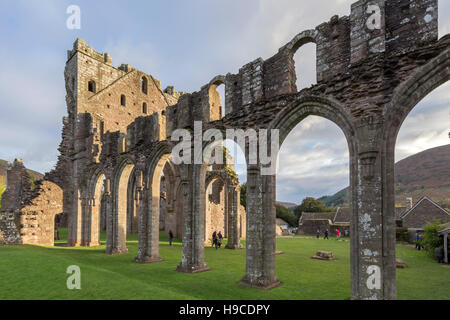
[
  {"xmin": 401, "ymin": 196, "xmax": 450, "ymax": 219},
  {"xmin": 333, "ymin": 207, "xmax": 350, "ymax": 224},
  {"xmin": 299, "ymin": 212, "xmax": 335, "ymax": 224}
]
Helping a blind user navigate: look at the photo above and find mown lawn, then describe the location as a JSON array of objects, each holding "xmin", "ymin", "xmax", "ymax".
[{"xmin": 0, "ymin": 229, "xmax": 448, "ymax": 300}]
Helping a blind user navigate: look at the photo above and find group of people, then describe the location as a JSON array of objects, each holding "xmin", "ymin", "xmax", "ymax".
[
  {"xmin": 212, "ymin": 231, "xmax": 223, "ymax": 249},
  {"xmin": 415, "ymin": 231, "xmax": 424, "ymax": 250},
  {"xmin": 316, "ymin": 228, "xmax": 343, "ymax": 240},
  {"xmin": 168, "ymin": 230, "xmax": 224, "ymax": 249}
]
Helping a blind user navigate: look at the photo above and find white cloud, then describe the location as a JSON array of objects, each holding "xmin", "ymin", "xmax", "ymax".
[{"xmin": 0, "ymin": 0, "xmax": 448, "ymax": 200}]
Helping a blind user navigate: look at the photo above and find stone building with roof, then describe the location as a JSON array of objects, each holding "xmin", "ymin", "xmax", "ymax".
[
  {"xmin": 297, "ymin": 212, "xmax": 345, "ymax": 235},
  {"xmin": 400, "ymin": 196, "xmax": 450, "ymax": 229}
]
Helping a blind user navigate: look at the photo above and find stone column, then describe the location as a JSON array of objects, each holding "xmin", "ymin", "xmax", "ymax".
[
  {"xmin": 82, "ymin": 197, "xmax": 100, "ymax": 247},
  {"xmin": 135, "ymin": 178, "xmax": 163, "ymax": 263},
  {"xmin": 133, "ymin": 190, "xmax": 139, "ymax": 234},
  {"xmin": 352, "ymin": 119, "xmax": 396, "ymax": 300},
  {"xmin": 176, "ymin": 164, "xmax": 210, "ymax": 273},
  {"xmin": 239, "ymin": 165, "xmax": 280, "ymax": 289},
  {"xmin": 225, "ymin": 185, "xmax": 241, "ymax": 249},
  {"xmin": 106, "ymin": 177, "xmax": 128, "ymax": 255},
  {"xmin": 67, "ymin": 188, "xmax": 82, "ymax": 247},
  {"xmin": 105, "ymin": 179, "xmax": 114, "ymax": 254},
  {"xmin": 89, "ymin": 197, "xmax": 100, "ymax": 246},
  {"xmin": 135, "ymin": 184, "xmax": 146, "ymax": 261},
  {"xmin": 80, "ymin": 195, "xmax": 90, "ymax": 246}
]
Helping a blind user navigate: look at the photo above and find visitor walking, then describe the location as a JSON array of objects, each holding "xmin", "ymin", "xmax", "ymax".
[
  {"xmin": 169, "ymin": 230, "xmax": 174, "ymax": 246},
  {"xmin": 217, "ymin": 231, "xmax": 223, "ymax": 249},
  {"xmin": 324, "ymin": 229, "xmax": 329, "ymax": 240},
  {"xmin": 212, "ymin": 231, "xmax": 217, "ymax": 248},
  {"xmin": 418, "ymin": 233, "xmax": 424, "ymax": 250},
  {"xmin": 415, "ymin": 232, "xmax": 421, "ymax": 250},
  {"xmin": 316, "ymin": 229, "xmax": 320, "ymax": 239}
]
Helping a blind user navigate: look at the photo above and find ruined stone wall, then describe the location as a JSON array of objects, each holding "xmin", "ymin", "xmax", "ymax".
[
  {"xmin": 0, "ymin": 212, "xmax": 21, "ymax": 245},
  {"xmin": 208, "ymin": 202, "xmax": 225, "ymax": 238},
  {"xmin": 18, "ymin": 181, "xmax": 63, "ymax": 246},
  {"xmin": 0, "ymin": 160, "xmax": 63, "ymax": 246},
  {"xmin": 1, "ymin": 159, "xmax": 33, "ymax": 212},
  {"xmin": 49, "ymin": 0, "xmax": 448, "ymax": 299}
]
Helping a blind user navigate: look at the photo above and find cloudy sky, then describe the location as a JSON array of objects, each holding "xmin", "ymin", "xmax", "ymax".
[{"xmin": 0, "ymin": 0, "xmax": 449, "ymax": 204}]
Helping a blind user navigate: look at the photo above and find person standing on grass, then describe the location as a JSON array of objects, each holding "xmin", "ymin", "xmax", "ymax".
[
  {"xmin": 415, "ymin": 231, "xmax": 420, "ymax": 250},
  {"xmin": 336, "ymin": 229, "xmax": 341, "ymax": 240},
  {"xmin": 169, "ymin": 230, "xmax": 174, "ymax": 246},
  {"xmin": 324, "ymin": 229, "xmax": 329, "ymax": 240},
  {"xmin": 217, "ymin": 231, "xmax": 223, "ymax": 249},
  {"xmin": 212, "ymin": 231, "xmax": 217, "ymax": 248},
  {"xmin": 316, "ymin": 229, "xmax": 321, "ymax": 239},
  {"xmin": 418, "ymin": 233, "xmax": 424, "ymax": 250}
]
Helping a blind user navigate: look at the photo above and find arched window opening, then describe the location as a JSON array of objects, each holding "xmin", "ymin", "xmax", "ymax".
[
  {"xmin": 293, "ymin": 42, "xmax": 317, "ymax": 92},
  {"xmin": 143, "ymin": 102, "xmax": 148, "ymax": 114},
  {"xmin": 209, "ymin": 82, "xmax": 225, "ymax": 121},
  {"xmin": 141, "ymin": 76, "xmax": 148, "ymax": 94},
  {"xmin": 120, "ymin": 95, "xmax": 126, "ymax": 107},
  {"xmin": 204, "ymin": 139, "xmax": 247, "ymax": 246},
  {"xmin": 217, "ymin": 84, "xmax": 225, "ymax": 118},
  {"xmin": 88, "ymin": 80, "xmax": 96, "ymax": 93}
]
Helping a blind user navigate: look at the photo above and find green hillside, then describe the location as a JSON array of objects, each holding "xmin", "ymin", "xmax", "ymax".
[{"xmin": 319, "ymin": 145, "xmax": 450, "ymax": 209}]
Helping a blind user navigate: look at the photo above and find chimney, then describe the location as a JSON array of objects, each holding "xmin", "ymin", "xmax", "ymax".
[{"xmin": 406, "ymin": 197, "xmax": 413, "ymax": 210}]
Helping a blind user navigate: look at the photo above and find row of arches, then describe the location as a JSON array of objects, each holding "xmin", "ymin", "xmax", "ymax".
[
  {"xmin": 69, "ymin": 48, "xmax": 449, "ymax": 299},
  {"xmin": 76, "ymin": 140, "xmax": 247, "ymax": 262}
]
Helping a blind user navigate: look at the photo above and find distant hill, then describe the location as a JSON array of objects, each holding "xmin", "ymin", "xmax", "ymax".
[
  {"xmin": 276, "ymin": 201, "xmax": 298, "ymax": 210},
  {"xmin": 319, "ymin": 144, "xmax": 450, "ymax": 208}
]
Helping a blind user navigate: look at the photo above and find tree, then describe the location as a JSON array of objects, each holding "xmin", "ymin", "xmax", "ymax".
[
  {"xmin": 422, "ymin": 219, "xmax": 444, "ymax": 256},
  {"xmin": 240, "ymin": 183, "xmax": 247, "ymax": 209},
  {"xmin": 275, "ymin": 204, "xmax": 298, "ymax": 227},
  {"xmin": 293, "ymin": 197, "xmax": 333, "ymax": 219}
]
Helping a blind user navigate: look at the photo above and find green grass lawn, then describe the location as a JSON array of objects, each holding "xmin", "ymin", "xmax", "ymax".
[{"xmin": 0, "ymin": 229, "xmax": 448, "ymax": 300}]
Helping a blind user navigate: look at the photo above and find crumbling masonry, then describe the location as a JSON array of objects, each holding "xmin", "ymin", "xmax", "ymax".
[{"xmin": 1, "ymin": 0, "xmax": 449, "ymax": 300}]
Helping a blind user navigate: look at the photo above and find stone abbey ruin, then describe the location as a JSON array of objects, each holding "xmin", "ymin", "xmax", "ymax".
[{"xmin": 1, "ymin": 0, "xmax": 449, "ymax": 300}]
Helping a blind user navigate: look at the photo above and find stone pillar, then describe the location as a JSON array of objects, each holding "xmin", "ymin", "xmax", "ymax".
[
  {"xmin": 67, "ymin": 188, "xmax": 82, "ymax": 247},
  {"xmin": 133, "ymin": 190, "xmax": 139, "ymax": 234},
  {"xmin": 135, "ymin": 168, "xmax": 163, "ymax": 263},
  {"xmin": 104, "ymin": 179, "xmax": 114, "ymax": 254},
  {"xmin": 225, "ymin": 185, "xmax": 241, "ymax": 249},
  {"xmin": 239, "ymin": 165, "xmax": 280, "ymax": 289},
  {"xmin": 352, "ymin": 119, "xmax": 396, "ymax": 300},
  {"xmin": 176, "ymin": 164, "xmax": 210, "ymax": 273},
  {"xmin": 135, "ymin": 184, "xmax": 147, "ymax": 262},
  {"xmin": 106, "ymin": 177, "xmax": 128, "ymax": 255},
  {"xmin": 89, "ymin": 197, "xmax": 100, "ymax": 246},
  {"xmin": 81, "ymin": 196, "xmax": 100, "ymax": 247}
]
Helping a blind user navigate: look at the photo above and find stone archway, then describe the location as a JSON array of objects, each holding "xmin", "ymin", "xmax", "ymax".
[
  {"xmin": 83, "ymin": 168, "xmax": 105, "ymax": 247},
  {"xmin": 135, "ymin": 144, "xmax": 172, "ymax": 264},
  {"xmin": 238, "ymin": 95, "xmax": 357, "ymax": 292},
  {"xmin": 380, "ymin": 47, "xmax": 450, "ymax": 299},
  {"xmin": 107, "ymin": 159, "xmax": 135, "ymax": 254}
]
